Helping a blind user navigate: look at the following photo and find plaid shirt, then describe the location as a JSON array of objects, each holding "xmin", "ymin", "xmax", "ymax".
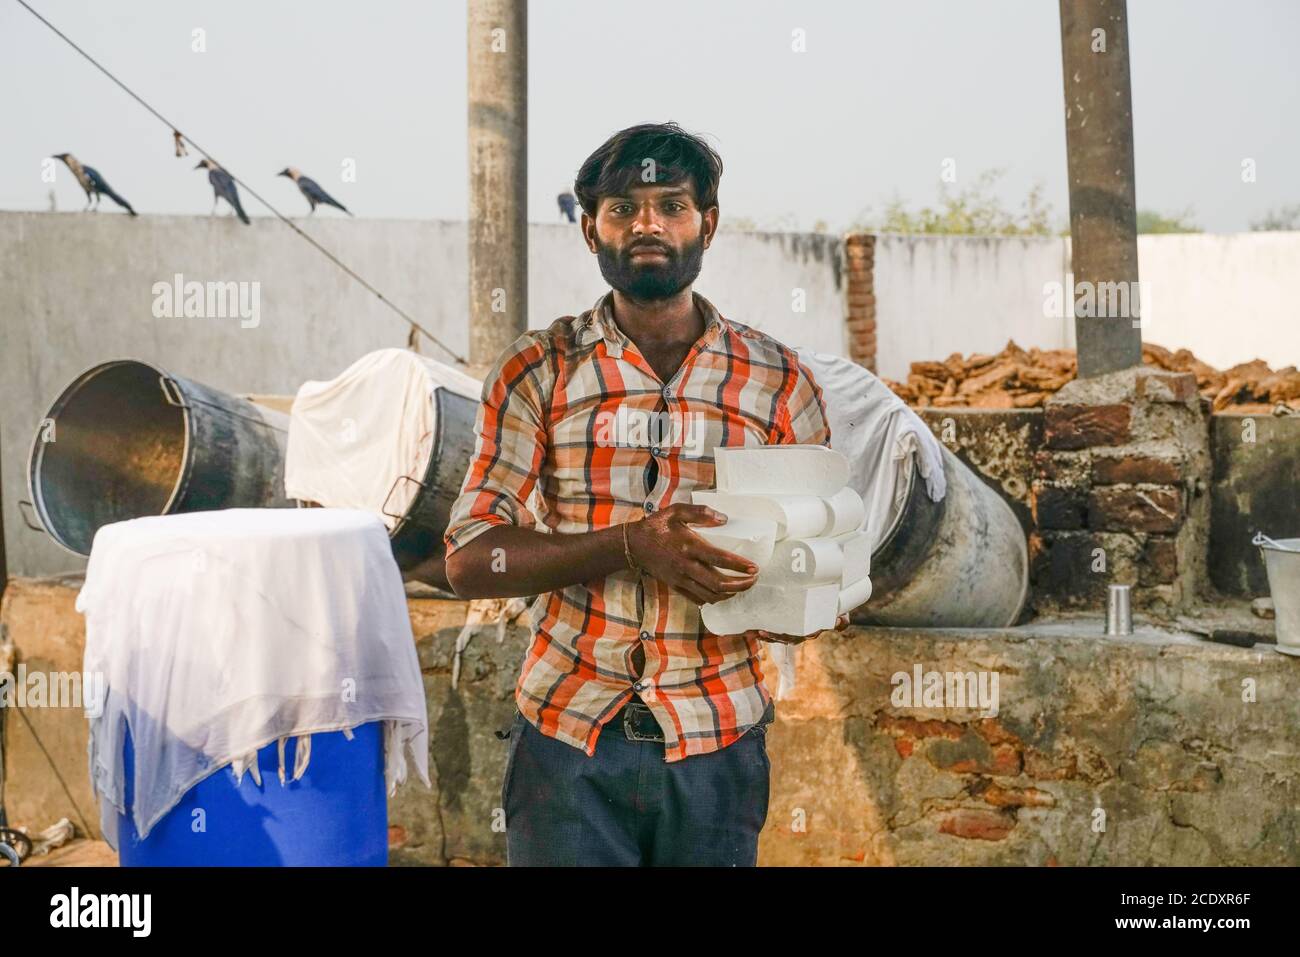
[{"xmin": 443, "ymin": 290, "xmax": 831, "ymax": 762}]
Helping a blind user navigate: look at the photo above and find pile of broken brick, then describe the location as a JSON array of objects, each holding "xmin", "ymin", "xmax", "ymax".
[{"xmin": 881, "ymin": 341, "xmax": 1300, "ymax": 413}]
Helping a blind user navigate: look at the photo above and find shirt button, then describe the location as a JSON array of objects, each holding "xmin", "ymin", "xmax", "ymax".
[
  {"xmin": 643, "ymin": 501, "xmax": 655, "ymax": 512},
  {"xmin": 633, "ymin": 680, "xmax": 648, "ymax": 692},
  {"xmin": 639, "ymin": 631, "xmax": 651, "ymax": 640},
  {"xmin": 662, "ymin": 387, "xmax": 672, "ymax": 399}
]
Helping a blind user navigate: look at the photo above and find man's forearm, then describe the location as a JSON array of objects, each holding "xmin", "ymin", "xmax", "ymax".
[{"xmin": 445, "ymin": 523, "xmax": 632, "ymax": 599}]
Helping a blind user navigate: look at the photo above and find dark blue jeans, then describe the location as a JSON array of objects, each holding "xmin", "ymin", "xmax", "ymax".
[{"xmin": 500, "ymin": 698, "xmax": 774, "ymax": 866}]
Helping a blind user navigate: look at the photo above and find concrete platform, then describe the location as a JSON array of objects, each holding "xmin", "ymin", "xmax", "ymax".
[{"xmin": 4, "ymin": 576, "xmax": 1298, "ymax": 866}]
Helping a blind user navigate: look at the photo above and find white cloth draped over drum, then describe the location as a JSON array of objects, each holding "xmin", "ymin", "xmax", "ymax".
[
  {"xmin": 77, "ymin": 508, "xmax": 431, "ymax": 846},
  {"xmin": 284, "ymin": 348, "xmax": 483, "ymax": 525}
]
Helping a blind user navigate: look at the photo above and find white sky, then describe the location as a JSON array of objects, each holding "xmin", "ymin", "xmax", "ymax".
[{"xmin": 3, "ymin": 0, "xmax": 1297, "ymax": 232}]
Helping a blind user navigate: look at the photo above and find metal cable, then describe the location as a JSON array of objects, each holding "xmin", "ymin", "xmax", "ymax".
[{"xmin": 15, "ymin": 0, "xmax": 469, "ymax": 366}]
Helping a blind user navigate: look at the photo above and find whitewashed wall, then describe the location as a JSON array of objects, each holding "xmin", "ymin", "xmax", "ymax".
[
  {"xmin": 1134, "ymin": 233, "xmax": 1300, "ymax": 370},
  {"xmin": 873, "ymin": 232, "xmax": 1300, "ymax": 380}
]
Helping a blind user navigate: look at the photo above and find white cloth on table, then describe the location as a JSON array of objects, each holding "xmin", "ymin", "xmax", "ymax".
[
  {"xmin": 76, "ymin": 507, "xmax": 431, "ymax": 848},
  {"xmin": 284, "ymin": 348, "xmax": 482, "ymax": 527}
]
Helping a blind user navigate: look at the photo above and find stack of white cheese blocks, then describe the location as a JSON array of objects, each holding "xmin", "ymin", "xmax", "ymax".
[{"xmin": 691, "ymin": 445, "xmax": 872, "ymax": 638}]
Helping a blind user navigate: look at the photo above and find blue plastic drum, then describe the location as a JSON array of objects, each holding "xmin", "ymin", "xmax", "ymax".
[{"xmin": 117, "ymin": 722, "xmax": 388, "ymax": 866}]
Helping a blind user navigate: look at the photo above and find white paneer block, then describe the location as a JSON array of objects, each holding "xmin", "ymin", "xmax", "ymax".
[
  {"xmin": 692, "ymin": 518, "xmax": 777, "ymax": 577},
  {"xmin": 701, "ymin": 581, "xmax": 841, "ymax": 637},
  {"xmin": 714, "ymin": 445, "xmax": 849, "ymax": 498},
  {"xmin": 822, "ymin": 485, "xmax": 866, "ymax": 537},
  {"xmin": 838, "ymin": 528, "xmax": 873, "ymax": 588},
  {"xmin": 767, "ymin": 535, "xmax": 846, "ymax": 585},
  {"xmin": 691, "ymin": 491, "xmax": 830, "ymax": 541},
  {"xmin": 838, "ymin": 575, "xmax": 873, "ymax": 615}
]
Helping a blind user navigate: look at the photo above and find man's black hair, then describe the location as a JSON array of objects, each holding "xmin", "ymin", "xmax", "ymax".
[{"xmin": 573, "ymin": 122, "xmax": 723, "ymax": 218}]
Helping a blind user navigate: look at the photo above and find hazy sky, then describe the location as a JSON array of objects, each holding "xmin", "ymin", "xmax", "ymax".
[{"xmin": 3, "ymin": 0, "xmax": 1297, "ymax": 233}]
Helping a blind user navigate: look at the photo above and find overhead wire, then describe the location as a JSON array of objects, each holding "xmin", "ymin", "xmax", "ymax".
[{"xmin": 15, "ymin": 0, "xmax": 468, "ymax": 365}]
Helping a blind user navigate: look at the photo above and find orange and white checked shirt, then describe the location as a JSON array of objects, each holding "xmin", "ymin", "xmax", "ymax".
[{"xmin": 443, "ymin": 290, "xmax": 831, "ymax": 762}]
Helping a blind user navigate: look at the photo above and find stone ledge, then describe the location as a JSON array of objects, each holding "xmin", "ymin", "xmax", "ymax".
[{"xmin": 3, "ymin": 579, "xmax": 1295, "ymax": 866}]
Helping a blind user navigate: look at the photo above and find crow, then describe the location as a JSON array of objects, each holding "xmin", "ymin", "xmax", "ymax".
[
  {"xmin": 195, "ymin": 159, "xmax": 250, "ymax": 224},
  {"xmin": 557, "ymin": 191, "xmax": 577, "ymax": 223},
  {"xmin": 51, "ymin": 153, "xmax": 137, "ymax": 215},
  {"xmin": 277, "ymin": 167, "xmax": 352, "ymax": 216}
]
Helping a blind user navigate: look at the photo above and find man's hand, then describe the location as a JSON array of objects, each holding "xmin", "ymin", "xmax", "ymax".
[
  {"xmin": 625, "ymin": 504, "xmax": 760, "ymax": 605},
  {"xmin": 737, "ymin": 613, "xmax": 850, "ymax": 645}
]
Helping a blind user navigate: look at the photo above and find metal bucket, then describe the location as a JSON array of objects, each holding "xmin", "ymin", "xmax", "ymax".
[
  {"xmin": 25, "ymin": 359, "xmax": 292, "ymax": 557},
  {"xmin": 1254, "ymin": 534, "xmax": 1300, "ymax": 654},
  {"xmin": 856, "ymin": 443, "xmax": 1029, "ymax": 628},
  {"xmin": 380, "ymin": 385, "xmax": 480, "ymax": 572}
]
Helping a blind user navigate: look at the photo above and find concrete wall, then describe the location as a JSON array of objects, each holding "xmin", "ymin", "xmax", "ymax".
[
  {"xmin": 1210, "ymin": 414, "xmax": 1300, "ymax": 598},
  {"xmin": 5, "ymin": 579, "xmax": 1298, "ymax": 865},
  {"xmin": 0, "ymin": 213, "xmax": 845, "ymax": 578},
  {"xmin": 7, "ymin": 211, "xmax": 1295, "ymax": 578},
  {"xmin": 872, "ymin": 232, "xmax": 1300, "ymax": 381},
  {"xmin": 1136, "ymin": 232, "xmax": 1300, "ymax": 372},
  {"xmin": 873, "ymin": 234, "xmax": 1072, "ymax": 380}
]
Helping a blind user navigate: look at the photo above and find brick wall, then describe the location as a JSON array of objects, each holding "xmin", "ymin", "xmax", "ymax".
[
  {"xmin": 7, "ymin": 579, "xmax": 1297, "ymax": 866},
  {"xmin": 843, "ymin": 233, "xmax": 876, "ymax": 371},
  {"xmin": 1030, "ymin": 367, "xmax": 1210, "ymax": 615}
]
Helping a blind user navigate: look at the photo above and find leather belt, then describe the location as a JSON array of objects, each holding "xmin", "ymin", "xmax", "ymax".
[{"xmin": 618, "ymin": 699, "xmax": 665, "ymax": 742}]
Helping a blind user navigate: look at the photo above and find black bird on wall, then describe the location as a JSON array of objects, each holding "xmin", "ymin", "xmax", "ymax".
[
  {"xmin": 50, "ymin": 153, "xmax": 137, "ymax": 215},
  {"xmin": 195, "ymin": 159, "xmax": 250, "ymax": 224},
  {"xmin": 557, "ymin": 191, "xmax": 577, "ymax": 223},
  {"xmin": 277, "ymin": 167, "xmax": 352, "ymax": 216}
]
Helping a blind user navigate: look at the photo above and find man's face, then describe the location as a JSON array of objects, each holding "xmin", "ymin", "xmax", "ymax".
[{"xmin": 583, "ymin": 182, "xmax": 718, "ymax": 302}]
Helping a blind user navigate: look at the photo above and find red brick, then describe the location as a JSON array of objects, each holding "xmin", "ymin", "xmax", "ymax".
[
  {"xmin": 1088, "ymin": 486, "xmax": 1183, "ymax": 533},
  {"xmin": 846, "ymin": 314, "xmax": 876, "ymax": 332},
  {"xmin": 1023, "ymin": 749, "xmax": 1080, "ymax": 781},
  {"xmin": 939, "ymin": 809, "xmax": 1015, "ymax": 841},
  {"xmin": 1032, "ymin": 484, "xmax": 1087, "ymax": 530},
  {"xmin": 846, "ymin": 292, "xmax": 877, "ymax": 309},
  {"xmin": 846, "ymin": 302, "xmax": 876, "ymax": 321},
  {"xmin": 1044, "ymin": 404, "xmax": 1131, "ymax": 449},
  {"xmin": 1092, "ymin": 454, "xmax": 1183, "ymax": 485},
  {"xmin": 1032, "ymin": 450, "xmax": 1090, "ymax": 485},
  {"xmin": 989, "ymin": 744, "xmax": 1023, "ymax": 776},
  {"xmin": 1136, "ymin": 369, "xmax": 1198, "ymax": 404},
  {"xmin": 1141, "ymin": 536, "xmax": 1179, "ymax": 584},
  {"xmin": 981, "ymin": 785, "xmax": 1056, "ymax": 809},
  {"xmin": 875, "ymin": 714, "xmax": 965, "ymax": 741},
  {"xmin": 850, "ymin": 334, "xmax": 877, "ymax": 356},
  {"xmin": 933, "ymin": 740, "xmax": 1023, "ymax": 777},
  {"xmin": 974, "ymin": 718, "xmax": 1025, "ymax": 748}
]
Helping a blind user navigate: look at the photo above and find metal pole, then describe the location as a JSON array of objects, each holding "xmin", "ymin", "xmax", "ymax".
[
  {"xmin": 467, "ymin": 0, "xmax": 528, "ymax": 374},
  {"xmin": 1059, "ymin": 0, "xmax": 1143, "ymax": 377}
]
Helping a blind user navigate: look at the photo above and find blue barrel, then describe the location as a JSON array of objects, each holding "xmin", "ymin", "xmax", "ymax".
[{"xmin": 117, "ymin": 722, "xmax": 388, "ymax": 867}]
